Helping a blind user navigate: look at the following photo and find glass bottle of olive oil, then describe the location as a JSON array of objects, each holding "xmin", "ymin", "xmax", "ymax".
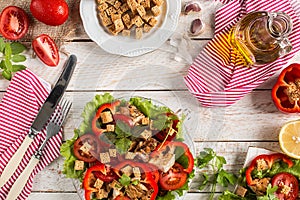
[{"xmin": 229, "ymin": 11, "xmax": 293, "ymax": 66}]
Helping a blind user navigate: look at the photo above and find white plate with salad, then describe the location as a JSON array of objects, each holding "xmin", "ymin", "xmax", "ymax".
[
  {"xmin": 220, "ymin": 146, "xmax": 300, "ymax": 200},
  {"xmin": 60, "ymin": 93, "xmax": 195, "ymax": 200}
]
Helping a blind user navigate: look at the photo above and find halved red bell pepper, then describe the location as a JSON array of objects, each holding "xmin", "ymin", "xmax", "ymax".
[
  {"xmin": 245, "ymin": 153, "xmax": 294, "ymax": 186},
  {"xmin": 83, "ymin": 163, "xmax": 119, "ymax": 200},
  {"xmin": 92, "ymin": 100, "xmax": 121, "ymax": 136},
  {"xmin": 272, "ymin": 63, "xmax": 300, "ymax": 113},
  {"xmin": 154, "ymin": 141, "xmax": 194, "ymax": 173},
  {"xmin": 113, "ymin": 161, "xmax": 158, "ymax": 200}
]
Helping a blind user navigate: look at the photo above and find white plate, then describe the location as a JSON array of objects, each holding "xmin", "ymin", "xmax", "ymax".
[{"xmin": 79, "ymin": 0, "xmax": 181, "ymax": 57}]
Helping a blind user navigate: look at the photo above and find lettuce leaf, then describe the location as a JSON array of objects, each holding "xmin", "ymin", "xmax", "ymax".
[{"xmin": 60, "ymin": 93, "xmax": 115, "ymax": 179}]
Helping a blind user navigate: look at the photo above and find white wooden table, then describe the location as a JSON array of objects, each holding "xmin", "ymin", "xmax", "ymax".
[{"xmin": 1, "ymin": 0, "xmax": 300, "ymax": 199}]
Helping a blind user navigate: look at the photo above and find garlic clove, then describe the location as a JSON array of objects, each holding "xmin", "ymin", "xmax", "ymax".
[
  {"xmin": 184, "ymin": 2, "xmax": 201, "ymax": 15},
  {"xmin": 190, "ymin": 18, "xmax": 204, "ymax": 36}
]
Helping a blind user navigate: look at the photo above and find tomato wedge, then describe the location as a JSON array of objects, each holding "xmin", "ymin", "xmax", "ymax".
[
  {"xmin": 159, "ymin": 162, "xmax": 188, "ymax": 191},
  {"xmin": 73, "ymin": 134, "xmax": 101, "ymax": 163},
  {"xmin": 272, "ymin": 172, "xmax": 299, "ymax": 200},
  {"xmin": 0, "ymin": 6, "xmax": 29, "ymax": 40},
  {"xmin": 32, "ymin": 34, "xmax": 59, "ymax": 66}
]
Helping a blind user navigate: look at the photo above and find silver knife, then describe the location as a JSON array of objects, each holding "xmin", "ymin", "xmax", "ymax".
[{"xmin": 0, "ymin": 55, "xmax": 77, "ymax": 188}]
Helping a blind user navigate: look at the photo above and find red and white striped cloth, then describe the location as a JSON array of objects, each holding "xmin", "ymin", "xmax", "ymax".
[
  {"xmin": 0, "ymin": 70, "xmax": 63, "ymax": 199},
  {"xmin": 184, "ymin": 0, "xmax": 300, "ymax": 107}
]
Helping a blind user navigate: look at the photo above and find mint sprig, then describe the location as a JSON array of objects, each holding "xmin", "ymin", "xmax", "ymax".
[{"xmin": 0, "ymin": 38, "xmax": 26, "ymax": 80}]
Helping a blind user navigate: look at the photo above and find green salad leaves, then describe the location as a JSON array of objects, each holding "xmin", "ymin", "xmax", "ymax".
[{"xmin": 0, "ymin": 38, "xmax": 27, "ymax": 80}]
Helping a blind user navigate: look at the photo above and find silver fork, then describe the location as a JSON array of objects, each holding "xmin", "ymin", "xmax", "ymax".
[{"xmin": 6, "ymin": 98, "xmax": 72, "ymax": 200}]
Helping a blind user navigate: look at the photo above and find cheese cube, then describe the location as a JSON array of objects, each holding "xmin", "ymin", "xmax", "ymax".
[
  {"xmin": 151, "ymin": 5, "xmax": 160, "ymax": 16},
  {"xmin": 109, "ymin": 148, "xmax": 117, "ymax": 157},
  {"xmin": 100, "ymin": 152, "xmax": 111, "ymax": 163},
  {"xmin": 100, "ymin": 111, "xmax": 114, "ymax": 123},
  {"xmin": 94, "ymin": 178, "xmax": 104, "ymax": 189},
  {"xmin": 80, "ymin": 142, "xmax": 92, "ymax": 154},
  {"xmin": 133, "ymin": 167, "xmax": 141, "ymax": 178},
  {"xmin": 74, "ymin": 160, "xmax": 85, "ymax": 170}
]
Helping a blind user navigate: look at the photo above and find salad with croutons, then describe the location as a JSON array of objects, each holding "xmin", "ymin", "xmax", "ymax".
[{"xmin": 60, "ymin": 93, "xmax": 195, "ymax": 200}]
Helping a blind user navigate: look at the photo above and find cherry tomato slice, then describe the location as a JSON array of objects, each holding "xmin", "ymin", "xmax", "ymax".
[
  {"xmin": 73, "ymin": 134, "xmax": 101, "ymax": 163},
  {"xmin": 32, "ymin": 34, "xmax": 59, "ymax": 66},
  {"xmin": 148, "ymin": 163, "xmax": 160, "ymax": 183},
  {"xmin": 114, "ymin": 196, "xmax": 131, "ymax": 200},
  {"xmin": 0, "ymin": 6, "xmax": 29, "ymax": 40},
  {"xmin": 271, "ymin": 172, "xmax": 299, "ymax": 200},
  {"xmin": 159, "ymin": 162, "xmax": 188, "ymax": 191}
]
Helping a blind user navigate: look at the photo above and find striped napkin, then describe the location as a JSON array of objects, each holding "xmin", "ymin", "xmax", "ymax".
[
  {"xmin": 184, "ymin": 0, "xmax": 300, "ymax": 107},
  {"xmin": 0, "ymin": 70, "xmax": 63, "ymax": 199}
]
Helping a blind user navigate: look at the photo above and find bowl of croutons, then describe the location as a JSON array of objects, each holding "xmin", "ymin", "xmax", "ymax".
[{"xmin": 80, "ymin": 0, "xmax": 181, "ymax": 57}]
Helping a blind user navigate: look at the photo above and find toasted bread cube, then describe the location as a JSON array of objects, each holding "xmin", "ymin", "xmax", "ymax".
[
  {"xmin": 120, "ymin": 3, "xmax": 130, "ymax": 12},
  {"xmin": 114, "ymin": 18, "xmax": 125, "ymax": 32},
  {"xmin": 106, "ymin": 124, "xmax": 115, "ymax": 132},
  {"xmin": 141, "ymin": 0, "xmax": 150, "ymax": 9},
  {"xmin": 135, "ymin": 27, "xmax": 143, "ymax": 39},
  {"xmin": 132, "ymin": 15, "xmax": 144, "ymax": 27},
  {"xmin": 133, "ymin": 167, "xmax": 141, "ymax": 177},
  {"xmin": 94, "ymin": 178, "xmax": 104, "ymax": 189},
  {"xmin": 106, "ymin": 0, "xmax": 116, "ymax": 5},
  {"xmin": 122, "ymin": 29, "xmax": 131, "ymax": 37},
  {"xmin": 236, "ymin": 185, "xmax": 247, "ymax": 197},
  {"xmin": 97, "ymin": 0, "xmax": 106, "ymax": 4},
  {"xmin": 100, "ymin": 15, "xmax": 113, "ymax": 26},
  {"xmin": 74, "ymin": 160, "xmax": 85, "ymax": 170},
  {"xmin": 80, "ymin": 142, "xmax": 92, "ymax": 154},
  {"xmin": 98, "ymin": 3, "xmax": 109, "ymax": 12},
  {"xmin": 100, "ymin": 111, "xmax": 114, "ymax": 123},
  {"xmin": 114, "ymin": 0, "xmax": 122, "ymax": 9},
  {"xmin": 125, "ymin": 152, "xmax": 136, "ymax": 159},
  {"xmin": 109, "ymin": 148, "xmax": 117, "ymax": 157},
  {"xmin": 148, "ymin": 17, "xmax": 157, "ymax": 26},
  {"xmin": 152, "ymin": 0, "xmax": 164, "ymax": 6},
  {"xmin": 107, "ymin": 24, "xmax": 118, "ymax": 35},
  {"xmin": 141, "ymin": 14, "xmax": 153, "ymax": 22},
  {"xmin": 121, "ymin": 165, "xmax": 133, "ymax": 176},
  {"xmin": 111, "ymin": 13, "xmax": 121, "ymax": 21},
  {"xmin": 122, "ymin": 13, "xmax": 132, "ymax": 29},
  {"xmin": 137, "ymin": 5, "xmax": 146, "ymax": 17},
  {"xmin": 106, "ymin": 6, "xmax": 117, "ymax": 16},
  {"xmin": 141, "ymin": 117, "xmax": 150, "ymax": 125},
  {"xmin": 96, "ymin": 189, "xmax": 108, "ymax": 199},
  {"xmin": 140, "ymin": 129, "xmax": 152, "ymax": 139},
  {"xmin": 136, "ymin": 0, "xmax": 143, "ymax": 3},
  {"xmin": 143, "ymin": 24, "xmax": 152, "ymax": 33},
  {"xmin": 151, "ymin": 5, "xmax": 160, "ymax": 16},
  {"xmin": 127, "ymin": 0, "xmax": 138, "ymax": 13},
  {"xmin": 109, "ymin": 180, "xmax": 123, "ymax": 189},
  {"xmin": 100, "ymin": 152, "xmax": 111, "ymax": 163}
]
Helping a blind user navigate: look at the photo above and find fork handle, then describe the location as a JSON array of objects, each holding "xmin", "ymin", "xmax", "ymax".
[
  {"xmin": 0, "ymin": 135, "xmax": 33, "ymax": 188},
  {"xmin": 6, "ymin": 156, "xmax": 39, "ymax": 200}
]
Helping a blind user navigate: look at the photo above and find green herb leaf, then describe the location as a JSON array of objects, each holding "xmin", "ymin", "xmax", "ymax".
[
  {"xmin": 115, "ymin": 121, "xmax": 132, "ymax": 138},
  {"xmin": 199, "ymin": 173, "xmax": 209, "ymax": 190},
  {"xmin": 132, "ymin": 179, "xmax": 139, "ymax": 185},
  {"xmin": 119, "ymin": 174, "xmax": 131, "ymax": 186},
  {"xmin": 0, "ymin": 38, "xmax": 5, "ymax": 53},
  {"xmin": 4, "ymin": 43, "xmax": 12, "ymax": 60},
  {"xmin": 257, "ymin": 184, "xmax": 279, "ymax": 200},
  {"xmin": 196, "ymin": 148, "xmax": 215, "ymax": 169},
  {"xmin": 12, "ymin": 65, "xmax": 26, "ymax": 72},
  {"xmin": 219, "ymin": 190, "xmax": 247, "ymax": 200},
  {"xmin": 2, "ymin": 70, "xmax": 12, "ymax": 80},
  {"xmin": 10, "ymin": 42, "xmax": 26, "ymax": 55},
  {"xmin": 115, "ymin": 137, "xmax": 131, "ymax": 154},
  {"xmin": 12, "ymin": 55, "xmax": 26, "ymax": 62},
  {"xmin": 216, "ymin": 169, "xmax": 237, "ymax": 187}
]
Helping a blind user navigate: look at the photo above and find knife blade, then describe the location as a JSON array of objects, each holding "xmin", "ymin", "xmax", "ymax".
[{"xmin": 0, "ymin": 55, "xmax": 77, "ymax": 188}]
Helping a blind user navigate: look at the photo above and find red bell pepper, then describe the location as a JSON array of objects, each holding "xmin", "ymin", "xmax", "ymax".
[
  {"xmin": 92, "ymin": 100, "xmax": 121, "ymax": 136},
  {"xmin": 113, "ymin": 161, "xmax": 158, "ymax": 200},
  {"xmin": 155, "ymin": 141, "xmax": 194, "ymax": 173},
  {"xmin": 245, "ymin": 153, "xmax": 294, "ymax": 186},
  {"xmin": 272, "ymin": 63, "xmax": 300, "ymax": 113}
]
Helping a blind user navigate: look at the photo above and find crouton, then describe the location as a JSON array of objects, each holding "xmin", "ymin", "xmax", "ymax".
[
  {"xmin": 151, "ymin": 5, "xmax": 160, "ymax": 16},
  {"xmin": 74, "ymin": 160, "xmax": 85, "ymax": 170},
  {"xmin": 122, "ymin": 29, "xmax": 131, "ymax": 37},
  {"xmin": 135, "ymin": 27, "xmax": 143, "ymax": 39}
]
